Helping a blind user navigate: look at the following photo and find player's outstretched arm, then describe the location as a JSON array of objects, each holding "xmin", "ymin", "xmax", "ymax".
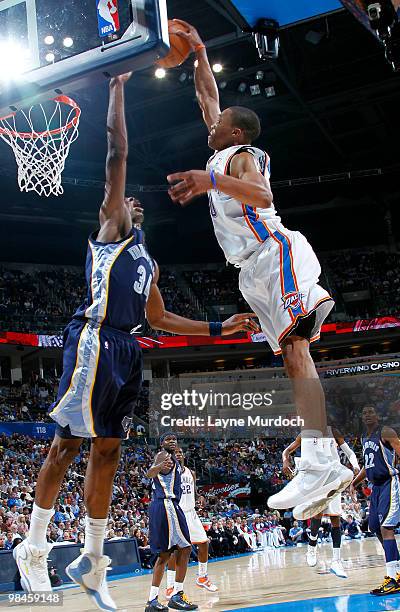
[
  {"xmin": 98, "ymin": 73, "xmax": 132, "ymax": 241},
  {"xmin": 168, "ymin": 152, "xmax": 273, "ymax": 208},
  {"xmin": 382, "ymin": 427, "xmax": 400, "ymax": 456},
  {"xmin": 146, "ymin": 267, "xmax": 259, "ymax": 336},
  {"xmin": 172, "ymin": 20, "xmax": 220, "ymax": 131}
]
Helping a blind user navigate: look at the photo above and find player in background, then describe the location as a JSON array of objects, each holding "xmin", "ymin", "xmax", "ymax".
[
  {"xmin": 13, "ymin": 72, "xmax": 258, "ymax": 612},
  {"xmin": 165, "ymin": 447, "xmax": 218, "ymax": 599},
  {"xmin": 282, "ymin": 427, "xmax": 360, "ymax": 578},
  {"xmin": 166, "ymin": 20, "xmax": 353, "ymax": 517},
  {"xmin": 146, "ymin": 434, "xmax": 197, "ymax": 612},
  {"xmin": 352, "ymin": 406, "xmax": 400, "ymax": 595}
]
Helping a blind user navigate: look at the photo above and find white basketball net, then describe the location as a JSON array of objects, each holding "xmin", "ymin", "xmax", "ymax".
[{"xmin": 0, "ymin": 95, "xmax": 81, "ymax": 197}]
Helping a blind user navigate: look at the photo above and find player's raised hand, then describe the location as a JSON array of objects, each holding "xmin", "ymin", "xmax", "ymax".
[
  {"xmin": 221, "ymin": 313, "xmax": 260, "ymax": 336},
  {"xmin": 172, "ymin": 19, "xmax": 204, "ymax": 51},
  {"xmin": 167, "ymin": 170, "xmax": 212, "ymax": 206},
  {"xmin": 161, "ymin": 454, "xmax": 174, "ymax": 471}
]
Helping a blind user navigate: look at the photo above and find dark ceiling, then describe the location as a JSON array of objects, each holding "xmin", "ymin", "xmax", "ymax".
[{"xmin": 0, "ymin": 0, "xmax": 399, "ymax": 266}]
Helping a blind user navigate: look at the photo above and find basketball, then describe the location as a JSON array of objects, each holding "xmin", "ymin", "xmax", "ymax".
[{"xmin": 156, "ymin": 20, "xmax": 192, "ymax": 69}]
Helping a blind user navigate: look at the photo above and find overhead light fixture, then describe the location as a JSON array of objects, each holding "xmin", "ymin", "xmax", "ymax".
[
  {"xmin": 250, "ymin": 84, "xmax": 261, "ymax": 96},
  {"xmin": 265, "ymin": 85, "xmax": 276, "ymax": 97},
  {"xmin": 155, "ymin": 67, "xmax": 166, "ymax": 79},
  {"xmin": 212, "ymin": 63, "xmax": 223, "ymax": 73},
  {"xmin": 45, "ymin": 52, "xmax": 55, "ymax": 63},
  {"xmin": 44, "ymin": 35, "xmax": 54, "ymax": 45},
  {"xmin": 256, "ymin": 70, "xmax": 264, "ymax": 80},
  {"xmin": 238, "ymin": 82, "xmax": 247, "ymax": 93},
  {"xmin": 63, "ymin": 37, "xmax": 74, "ymax": 48},
  {"xmin": 219, "ymin": 80, "xmax": 227, "ymax": 90}
]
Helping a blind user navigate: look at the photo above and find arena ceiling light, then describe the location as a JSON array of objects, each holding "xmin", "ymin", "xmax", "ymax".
[
  {"xmin": 44, "ymin": 35, "xmax": 55, "ymax": 45},
  {"xmin": 45, "ymin": 52, "xmax": 55, "ymax": 63},
  {"xmin": 238, "ymin": 82, "xmax": 247, "ymax": 93},
  {"xmin": 63, "ymin": 37, "xmax": 74, "ymax": 49},
  {"xmin": 212, "ymin": 63, "xmax": 223, "ymax": 73},
  {"xmin": 0, "ymin": 41, "xmax": 31, "ymax": 82},
  {"xmin": 155, "ymin": 67, "xmax": 166, "ymax": 79}
]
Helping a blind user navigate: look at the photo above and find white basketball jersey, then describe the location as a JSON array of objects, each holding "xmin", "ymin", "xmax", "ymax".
[
  {"xmin": 179, "ymin": 466, "xmax": 195, "ymax": 512},
  {"xmin": 206, "ymin": 145, "xmax": 283, "ymax": 266}
]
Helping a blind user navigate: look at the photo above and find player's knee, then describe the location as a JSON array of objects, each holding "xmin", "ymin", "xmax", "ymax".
[
  {"xmin": 91, "ymin": 439, "xmax": 121, "ymax": 469},
  {"xmin": 47, "ymin": 441, "xmax": 80, "ymax": 471},
  {"xmin": 281, "ymin": 339, "xmax": 310, "ymax": 375}
]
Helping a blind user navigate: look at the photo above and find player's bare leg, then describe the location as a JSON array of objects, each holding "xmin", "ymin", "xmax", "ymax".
[
  {"xmin": 14, "ymin": 436, "xmax": 83, "ymax": 592},
  {"xmin": 268, "ymin": 336, "xmax": 352, "ymax": 511},
  {"xmin": 65, "ymin": 438, "xmax": 122, "ymax": 612},
  {"xmin": 147, "ymin": 551, "xmax": 172, "ymax": 612},
  {"xmin": 196, "ymin": 542, "xmax": 218, "ymax": 592}
]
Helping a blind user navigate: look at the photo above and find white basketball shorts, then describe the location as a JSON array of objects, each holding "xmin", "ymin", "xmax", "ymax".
[
  {"xmin": 184, "ymin": 508, "xmax": 208, "ymax": 544},
  {"xmin": 239, "ymin": 229, "xmax": 334, "ymax": 354}
]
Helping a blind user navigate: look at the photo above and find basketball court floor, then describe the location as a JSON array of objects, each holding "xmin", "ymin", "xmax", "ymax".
[{"xmin": 29, "ymin": 538, "xmax": 400, "ymax": 612}]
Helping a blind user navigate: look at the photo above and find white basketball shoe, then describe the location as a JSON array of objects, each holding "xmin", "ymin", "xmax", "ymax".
[
  {"xmin": 268, "ymin": 458, "xmax": 343, "ymax": 510},
  {"xmin": 306, "ymin": 545, "xmax": 317, "ymax": 567},
  {"xmin": 66, "ymin": 552, "xmax": 116, "ymax": 611},
  {"xmin": 13, "ymin": 539, "xmax": 53, "ymax": 592},
  {"xmin": 293, "ymin": 463, "xmax": 353, "ymax": 520},
  {"xmin": 330, "ymin": 559, "xmax": 348, "ymax": 578}
]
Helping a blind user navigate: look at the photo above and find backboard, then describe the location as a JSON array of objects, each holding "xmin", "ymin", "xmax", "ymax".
[
  {"xmin": 0, "ymin": 0, "xmax": 169, "ymax": 116},
  {"xmin": 219, "ymin": 0, "xmax": 343, "ymax": 30}
]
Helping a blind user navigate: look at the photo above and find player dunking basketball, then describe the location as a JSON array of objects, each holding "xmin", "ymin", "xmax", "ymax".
[
  {"xmin": 282, "ymin": 427, "xmax": 360, "ymax": 578},
  {"xmin": 167, "ymin": 21, "xmax": 353, "ymax": 517},
  {"xmin": 13, "ymin": 72, "xmax": 258, "ymax": 612}
]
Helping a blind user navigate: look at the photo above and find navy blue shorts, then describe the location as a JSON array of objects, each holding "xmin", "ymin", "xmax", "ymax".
[
  {"xmin": 369, "ymin": 477, "xmax": 400, "ymax": 534},
  {"xmin": 149, "ymin": 499, "xmax": 191, "ymax": 554},
  {"xmin": 50, "ymin": 319, "xmax": 142, "ymax": 439}
]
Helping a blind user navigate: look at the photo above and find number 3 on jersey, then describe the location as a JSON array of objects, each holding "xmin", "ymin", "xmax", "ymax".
[{"xmin": 134, "ymin": 265, "xmax": 151, "ymax": 299}]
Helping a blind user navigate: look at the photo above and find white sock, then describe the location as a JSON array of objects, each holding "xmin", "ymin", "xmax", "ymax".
[
  {"xmin": 83, "ymin": 516, "xmax": 107, "ymax": 558},
  {"xmin": 167, "ymin": 570, "xmax": 176, "ymax": 588},
  {"xmin": 332, "ymin": 547, "xmax": 341, "ymax": 561},
  {"xmin": 199, "ymin": 561, "xmax": 208, "ymax": 578},
  {"xmin": 387, "ymin": 560, "xmax": 398, "ymax": 579},
  {"xmin": 149, "ymin": 586, "xmax": 159, "ymax": 601},
  {"xmin": 301, "ymin": 430, "xmax": 325, "ymax": 464},
  {"xmin": 28, "ymin": 503, "xmax": 54, "ymax": 549},
  {"xmin": 322, "ymin": 437, "xmax": 335, "ymax": 460},
  {"xmin": 173, "ymin": 581, "xmax": 184, "ymax": 595}
]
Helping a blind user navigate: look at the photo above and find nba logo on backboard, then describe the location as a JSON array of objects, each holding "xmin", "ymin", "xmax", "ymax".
[{"xmin": 96, "ymin": 0, "xmax": 120, "ymax": 38}]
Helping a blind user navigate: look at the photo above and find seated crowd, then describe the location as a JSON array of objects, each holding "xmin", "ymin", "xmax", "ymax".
[
  {"xmin": 0, "ymin": 433, "xmax": 373, "ymax": 569},
  {"xmin": 0, "ymin": 248, "xmax": 399, "ymax": 336}
]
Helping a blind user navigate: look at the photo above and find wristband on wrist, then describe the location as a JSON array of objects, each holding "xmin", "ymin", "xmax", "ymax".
[
  {"xmin": 209, "ymin": 321, "xmax": 223, "ymax": 336},
  {"xmin": 195, "ymin": 44, "xmax": 206, "ymax": 52},
  {"xmin": 210, "ymin": 168, "xmax": 218, "ymax": 190}
]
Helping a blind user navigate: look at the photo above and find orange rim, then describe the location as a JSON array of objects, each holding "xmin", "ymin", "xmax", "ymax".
[{"xmin": 0, "ymin": 95, "xmax": 81, "ymax": 140}]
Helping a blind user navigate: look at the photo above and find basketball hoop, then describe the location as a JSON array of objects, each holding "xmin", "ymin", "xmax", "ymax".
[{"xmin": 0, "ymin": 95, "xmax": 81, "ymax": 197}]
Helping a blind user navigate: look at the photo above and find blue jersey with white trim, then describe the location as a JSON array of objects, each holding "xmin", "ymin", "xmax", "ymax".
[
  {"xmin": 207, "ymin": 145, "xmax": 284, "ymax": 266},
  {"xmin": 362, "ymin": 426, "xmax": 398, "ymax": 485},
  {"xmin": 152, "ymin": 455, "xmax": 183, "ymax": 502},
  {"xmin": 73, "ymin": 228, "xmax": 154, "ymax": 333}
]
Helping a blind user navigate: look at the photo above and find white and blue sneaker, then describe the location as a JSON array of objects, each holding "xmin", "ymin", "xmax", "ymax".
[
  {"xmin": 330, "ymin": 559, "xmax": 348, "ymax": 578},
  {"xmin": 13, "ymin": 539, "xmax": 53, "ymax": 592},
  {"xmin": 65, "ymin": 552, "xmax": 116, "ymax": 611}
]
